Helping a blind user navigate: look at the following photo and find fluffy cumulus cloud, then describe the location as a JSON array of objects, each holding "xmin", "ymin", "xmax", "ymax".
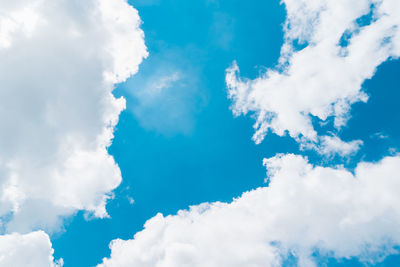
[
  {"xmin": 0, "ymin": 231, "xmax": 61, "ymax": 267},
  {"xmin": 99, "ymin": 154, "xmax": 400, "ymax": 267},
  {"xmin": 226, "ymin": 0, "xmax": 400, "ymax": 154},
  {"xmin": 0, "ymin": 0, "xmax": 147, "ymax": 233}
]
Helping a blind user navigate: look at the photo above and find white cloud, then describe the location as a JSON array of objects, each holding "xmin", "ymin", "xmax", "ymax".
[
  {"xmin": 303, "ymin": 135, "xmax": 363, "ymax": 158},
  {"xmin": 0, "ymin": 231, "xmax": 62, "ymax": 267},
  {"xmin": 99, "ymin": 154, "xmax": 400, "ymax": 267},
  {"xmin": 0, "ymin": 0, "xmax": 147, "ymax": 232},
  {"xmin": 226, "ymin": 0, "xmax": 400, "ymax": 153}
]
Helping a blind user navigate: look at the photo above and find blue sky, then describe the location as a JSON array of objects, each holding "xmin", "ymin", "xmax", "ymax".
[
  {"xmin": 52, "ymin": 1, "xmax": 295, "ymax": 265},
  {"xmin": 49, "ymin": 0, "xmax": 400, "ymax": 266},
  {"xmin": 1, "ymin": 0, "xmax": 400, "ymax": 266}
]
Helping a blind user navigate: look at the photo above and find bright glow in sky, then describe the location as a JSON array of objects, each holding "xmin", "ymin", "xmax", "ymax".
[{"xmin": 1, "ymin": 0, "xmax": 400, "ymax": 266}]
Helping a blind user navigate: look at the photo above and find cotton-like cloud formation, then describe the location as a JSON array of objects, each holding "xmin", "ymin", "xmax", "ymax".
[
  {"xmin": 226, "ymin": 0, "xmax": 400, "ymax": 153},
  {"xmin": 0, "ymin": 231, "xmax": 61, "ymax": 266},
  {"xmin": 99, "ymin": 154, "xmax": 400, "ymax": 266},
  {"xmin": 0, "ymin": 0, "xmax": 147, "ymax": 233}
]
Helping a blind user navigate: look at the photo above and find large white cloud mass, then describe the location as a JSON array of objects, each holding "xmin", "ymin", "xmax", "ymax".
[
  {"xmin": 0, "ymin": 0, "xmax": 147, "ymax": 233},
  {"xmin": 226, "ymin": 0, "xmax": 400, "ymax": 153},
  {"xmin": 0, "ymin": 231, "xmax": 61, "ymax": 267},
  {"xmin": 99, "ymin": 154, "xmax": 400, "ymax": 267}
]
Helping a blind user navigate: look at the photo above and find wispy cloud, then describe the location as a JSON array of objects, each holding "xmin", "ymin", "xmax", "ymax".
[{"xmin": 125, "ymin": 49, "xmax": 206, "ymax": 136}]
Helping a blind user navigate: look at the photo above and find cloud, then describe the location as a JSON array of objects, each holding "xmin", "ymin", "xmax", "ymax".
[
  {"xmin": 125, "ymin": 49, "xmax": 205, "ymax": 136},
  {"xmin": 0, "ymin": 231, "xmax": 62, "ymax": 267},
  {"xmin": 303, "ymin": 135, "xmax": 363, "ymax": 158},
  {"xmin": 226, "ymin": 0, "xmax": 400, "ymax": 154},
  {"xmin": 0, "ymin": 0, "xmax": 147, "ymax": 233},
  {"xmin": 99, "ymin": 153, "xmax": 400, "ymax": 266}
]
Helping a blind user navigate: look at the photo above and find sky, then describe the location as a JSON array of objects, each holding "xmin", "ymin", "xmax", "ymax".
[{"xmin": 1, "ymin": 0, "xmax": 400, "ymax": 266}]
